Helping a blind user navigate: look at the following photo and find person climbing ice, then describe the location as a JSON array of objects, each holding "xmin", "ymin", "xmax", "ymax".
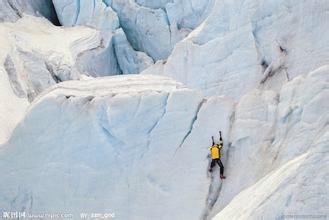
[{"xmin": 208, "ymin": 131, "xmax": 226, "ymax": 179}]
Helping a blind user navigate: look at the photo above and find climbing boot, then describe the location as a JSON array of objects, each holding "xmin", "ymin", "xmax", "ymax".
[{"xmin": 207, "ymin": 169, "xmax": 212, "ymax": 178}]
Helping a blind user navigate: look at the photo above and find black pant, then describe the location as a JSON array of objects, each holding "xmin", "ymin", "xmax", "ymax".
[{"xmin": 210, "ymin": 159, "xmax": 224, "ymax": 175}]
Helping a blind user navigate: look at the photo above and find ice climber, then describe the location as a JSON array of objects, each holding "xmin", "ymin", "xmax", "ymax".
[{"xmin": 208, "ymin": 132, "xmax": 226, "ymax": 179}]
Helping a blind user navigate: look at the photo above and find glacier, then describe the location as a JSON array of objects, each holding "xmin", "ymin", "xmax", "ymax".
[
  {"xmin": 52, "ymin": 0, "xmax": 214, "ymax": 74},
  {"xmin": 0, "ymin": 0, "xmax": 59, "ymax": 24},
  {"xmin": 111, "ymin": 0, "xmax": 213, "ymax": 60},
  {"xmin": 211, "ymin": 66, "xmax": 329, "ymax": 219},
  {"xmin": 0, "ymin": 0, "xmax": 328, "ymax": 220},
  {"xmin": 52, "ymin": 0, "xmax": 155, "ymax": 76},
  {"xmin": 0, "ymin": 64, "xmax": 327, "ymax": 220},
  {"xmin": 0, "ymin": 75, "xmax": 227, "ymax": 219},
  {"xmin": 0, "ymin": 15, "xmax": 101, "ymax": 144},
  {"xmin": 142, "ymin": 0, "xmax": 329, "ymax": 100},
  {"xmin": 113, "ymin": 28, "xmax": 154, "ymax": 75}
]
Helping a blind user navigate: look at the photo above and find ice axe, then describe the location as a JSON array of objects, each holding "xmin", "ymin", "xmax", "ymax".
[
  {"xmin": 219, "ymin": 131, "xmax": 222, "ymax": 141},
  {"xmin": 211, "ymin": 136, "xmax": 215, "ymax": 145}
]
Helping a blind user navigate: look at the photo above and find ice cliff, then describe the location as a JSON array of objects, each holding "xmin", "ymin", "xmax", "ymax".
[
  {"xmin": 52, "ymin": 0, "xmax": 155, "ymax": 75},
  {"xmin": 0, "ymin": 0, "xmax": 328, "ymax": 220},
  {"xmin": 0, "ymin": 0, "xmax": 59, "ymax": 24},
  {"xmin": 52, "ymin": 0, "xmax": 214, "ymax": 75},
  {"xmin": 212, "ymin": 66, "xmax": 329, "ymax": 219},
  {"xmin": 0, "ymin": 75, "xmax": 227, "ymax": 219},
  {"xmin": 143, "ymin": 0, "xmax": 329, "ymax": 100}
]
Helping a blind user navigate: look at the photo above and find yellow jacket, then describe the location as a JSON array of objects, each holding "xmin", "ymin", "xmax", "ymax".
[{"xmin": 210, "ymin": 143, "xmax": 222, "ymax": 159}]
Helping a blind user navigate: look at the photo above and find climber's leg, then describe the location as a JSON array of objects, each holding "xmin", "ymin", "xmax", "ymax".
[
  {"xmin": 209, "ymin": 159, "xmax": 216, "ymax": 172},
  {"xmin": 217, "ymin": 159, "xmax": 226, "ymax": 179}
]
